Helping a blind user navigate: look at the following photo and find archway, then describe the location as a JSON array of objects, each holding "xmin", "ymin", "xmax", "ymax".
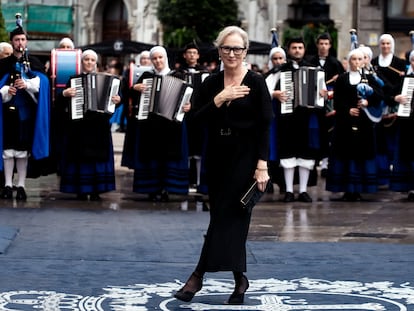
[{"xmin": 102, "ymin": 0, "xmax": 130, "ymax": 41}]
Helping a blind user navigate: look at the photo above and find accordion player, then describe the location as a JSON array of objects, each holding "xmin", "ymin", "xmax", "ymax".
[
  {"xmin": 70, "ymin": 72, "xmax": 121, "ymax": 120},
  {"xmin": 136, "ymin": 74, "xmax": 193, "ymax": 122},
  {"xmin": 280, "ymin": 66, "xmax": 326, "ymax": 114}
]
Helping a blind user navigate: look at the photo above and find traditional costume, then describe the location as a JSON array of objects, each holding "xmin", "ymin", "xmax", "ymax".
[
  {"xmin": 58, "ymin": 49, "xmax": 115, "ymax": 199},
  {"xmin": 121, "ymin": 46, "xmax": 189, "ymax": 200}
]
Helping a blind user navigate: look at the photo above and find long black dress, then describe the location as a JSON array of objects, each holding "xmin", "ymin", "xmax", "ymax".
[{"xmin": 192, "ymin": 70, "xmax": 273, "ymax": 272}]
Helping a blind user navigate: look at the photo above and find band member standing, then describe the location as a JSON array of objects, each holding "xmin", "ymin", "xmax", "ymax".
[
  {"xmin": 173, "ymin": 42, "xmax": 210, "ymax": 209},
  {"xmin": 59, "ymin": 49, "xmax": 119, "ymax": 200},
  {"xmin": 277, "ymin": 37, "xmax": 327, "ymax": 203},
  {"xmin": 389, "ymin": 50, "xmax": 414, "ymax": 201},
  {"xmin": 121, "ymin": 45, "xmax": 191, "ymax": 201},
  {"xmin": 264, "ymin": 46, "xmax": 287, "ymax": 192},
  {"xmin": 371, "ymin": 34, "xmax": 406, "ymax": 177},
  {"xmin": 308, "ymin": 33, "xmax": 345, "ymax": 178},
  {"xmin": 0, "ymin": 42, "xmax": 14, "ymax": 190},
  {"xmin": 0, "ymin": 18, "xmax": 50, "ymax": 201},
  {"xmin": 326, "ymin": 48, "xmax": 383, "ymax": 201},
  {"xmin": 174, "ymin": 25, "xmax": 272, "ymax": 305},
  {"xmin": 359, "ymin": 45, "xmax": 390, "ymax": 186}
]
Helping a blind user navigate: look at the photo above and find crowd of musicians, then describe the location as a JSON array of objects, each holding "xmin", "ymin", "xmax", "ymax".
[{"xmin": 1, "ymin": 17, "xmax": 414, "ymax": 204}]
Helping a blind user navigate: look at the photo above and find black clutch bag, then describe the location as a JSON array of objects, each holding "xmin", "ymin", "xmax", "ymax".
[{"xmin": 240, "ymin": 180, "xmax": 271, "ymax": 212}]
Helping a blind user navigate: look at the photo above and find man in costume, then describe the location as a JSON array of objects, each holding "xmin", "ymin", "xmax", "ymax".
[
  {"xmin": 0, "ymin": 15, "xmax": 50, "ymax": 200},
  {"xmin": 277, "ymin": 37, "xmax": 327, "ymax": 203},
  {"xmin": 308, "ymin": 33, "xmax": 345, "ymax": 177}
]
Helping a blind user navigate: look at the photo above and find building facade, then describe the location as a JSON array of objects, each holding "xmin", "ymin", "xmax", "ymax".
[{"xmin": 1, "ymin": 0, "xmax": 413, "ymax": 66}]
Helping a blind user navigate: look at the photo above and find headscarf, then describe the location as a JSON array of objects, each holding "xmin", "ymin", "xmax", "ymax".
[
  {"xmin": 378, "ymin": 34, "xmax": 395, "ymax": 67},
  {"xmin": 81, "ymin": 49, "xmax": 98, "ymax": 61},
  {"xmin": 268, "ymin": 47, "xmax": 286, "ymax": 70},
  {"xmin": 149, "ymin": 45, "xmax": 170, "ymax": 75},
  {"xmin": 59, "ymin": 37, "xmax": 75, "ymax": 49},
  {"xmin": 81, "ymin": 49, "xmax": 98, "ymax": 73},
  {"xmin": 379, "ymin": 34, "xmax": 395, "ymax": 54},
  {"xmin": 359, "ymin": 45, "xmax": 373, "ymax": 61}
]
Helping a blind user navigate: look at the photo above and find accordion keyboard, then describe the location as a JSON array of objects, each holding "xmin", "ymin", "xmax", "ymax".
[
  {"xmin": 70, "ymin": 77, "xmax": 84, "ymax": 120},
  {"xmin": 280, "ymin": 71, "xmax": 294, "ymax": 114},
  {"xmin": 398, "ymin": 76, "xmax": 414, "ymax": 117},
  {"xmin": 137, "ymin": 78, "xmax": 153, "ymax": 120}
]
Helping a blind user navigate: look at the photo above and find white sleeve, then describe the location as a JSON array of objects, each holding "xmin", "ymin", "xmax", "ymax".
[
  {"xmin": 25, "ymin": 76, "xmax": 40, "ymax": 93},
  {"xmin": 0, "ymin": 85, "xmax": 12, "ymax": 103}
]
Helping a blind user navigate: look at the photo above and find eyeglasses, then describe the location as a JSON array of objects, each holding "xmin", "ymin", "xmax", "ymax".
[{"xmin": 220, "ymin": 46, "xmax": 246, "ymax": 55}]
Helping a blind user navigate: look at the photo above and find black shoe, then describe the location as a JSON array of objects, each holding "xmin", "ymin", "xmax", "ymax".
[
  {"xmin": 160, "ymin": 190, "xmax": 169, "ymax": 202},
  {"xmin": 89, "ymin": 193, "xmax": 101, "ymax": 201},
  {"xmin": 283, "ymin": 192, "xmax": 295, "ymax": 202},
  {"xmin": 15, "ymin": 187, "xmax": 27, "ymax": 201},
  {"xmin": 1, "ymin": 186, "xmax": 13, "ymax": 200},
  {"xmin": 148, "ymin": 193, "xmax": 159, "ymax": 202},
  {"xmin": 226, "ymin": 274, "xmax": 249, "ymax": 305},
  {"xmin": 298, "ymin": 192, "xmax": 312, "ymax": 202},
  {"xmin": 408, "ymin": 192, "xmax": 414, "ymax": 201},
  {"xmin": 174, "ymin": 272, "xmax": 203, "ymax": 302},
  {"xmin": 76, "ymin": 193, "xmax": 88, "ymax": 200},
  {"xmin": 353, "ymin": 192, "xmax": 362, "ymax": 201},
  {"xmin": 342, "ymin": 192, "xmax": 358, "ymax": 202}
]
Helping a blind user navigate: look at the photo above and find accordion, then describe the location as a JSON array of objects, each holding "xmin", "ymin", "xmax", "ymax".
[
  {"xmin": 136, "ymin": 75, "xmax": 193, "ymax": 122},
  {"xmin": 280, "ymin": 66, "xmax": 325, "ymax": 114},
  {"xmin": 70, "ymin": 73, "xmax": 120, "ymax": 120},
  {"xmin": 397, "ymin": 76, "xmax": 414, "ymax": 117}
]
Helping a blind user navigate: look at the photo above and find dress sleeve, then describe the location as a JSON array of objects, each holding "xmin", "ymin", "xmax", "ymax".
[{"xmin": 254, "ymin": 72, "xmax": 273, "ymax": 160}]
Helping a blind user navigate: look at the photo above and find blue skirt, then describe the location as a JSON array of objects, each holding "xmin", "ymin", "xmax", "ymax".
[
  {"xmin": 132, "ymin": 121, "xmax": 189, "ymax": 195},
  {"xmin": 326, "ymin": 156, "xmax": 378, "ymax": 193},
  {"xmin": 60, "ymin": 138, "xmax": 116, "ymax": 194},
  {"xmin": 389, "ymin": 124, "xmax": 414, "ymax": 192}
]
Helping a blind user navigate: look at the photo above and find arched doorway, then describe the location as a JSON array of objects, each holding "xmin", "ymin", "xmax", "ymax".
[{"xmin": 102, "ymin": 0, "xmax": 130, "ymax": 41}]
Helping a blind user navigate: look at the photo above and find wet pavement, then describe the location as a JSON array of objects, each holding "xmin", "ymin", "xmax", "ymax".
[{"xmin": 0, "ymin": 132, "xmax": 413, "ymax": 310}]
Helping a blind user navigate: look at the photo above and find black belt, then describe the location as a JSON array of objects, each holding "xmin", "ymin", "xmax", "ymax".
[
  {"xmin": 4, "ymin": 104, "xmax": 16, "ymax": 112},
  {"xmin": 219, "ymin": 127, "xmax": 252, "ymax": 137},
  {"xmin": 220, "ymin": 127, "xmax": 232, "ymax": 136}
]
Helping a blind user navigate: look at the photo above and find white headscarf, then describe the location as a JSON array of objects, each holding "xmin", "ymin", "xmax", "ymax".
[
  {"xmin": 81, "ymin": 49, "xmax": 98, "ymax": 61},
  {"xmin": 268, "ymin": 47, "xmax": 286, "ymax": 70},
  {"xmin": 59, "ymin": 37, "xmax": 75, "ymax": 49},
  {"xmin": 378, "ymin": 34, "xmax": 395, "ymax": 67},
  {"xmin": 379, "ymin": 34, "xmax": 395, "ymax": 54},
  {"xmin": 359, "ymin": 45, "xmax": 373, "ymax": 61},
  {"xmin": 81, "ymin": 49, "xmax": 98, "ymax": 72},
  {"xmin": 149, "ymin": 45, "xmax": 170, "ymax": 75}
]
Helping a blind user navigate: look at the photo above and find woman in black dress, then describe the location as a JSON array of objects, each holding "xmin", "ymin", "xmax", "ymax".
[{"xmin": 173, "ymin": 26, "xmax": 273, "ymax": 304}]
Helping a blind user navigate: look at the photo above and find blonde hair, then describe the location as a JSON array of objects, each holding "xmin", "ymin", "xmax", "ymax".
[{"xmin": 214, "ymin": 26, "xmax": 249, "ymax": 50}]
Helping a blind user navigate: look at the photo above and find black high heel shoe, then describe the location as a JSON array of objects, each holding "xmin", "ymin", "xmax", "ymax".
[
  {"xmin": 226, "ymin": 274, "xmax": 249, "ymax": 305},
  {"xmin": 174, "ymin": 272, "xmax": 203, "ymax": 302}
]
